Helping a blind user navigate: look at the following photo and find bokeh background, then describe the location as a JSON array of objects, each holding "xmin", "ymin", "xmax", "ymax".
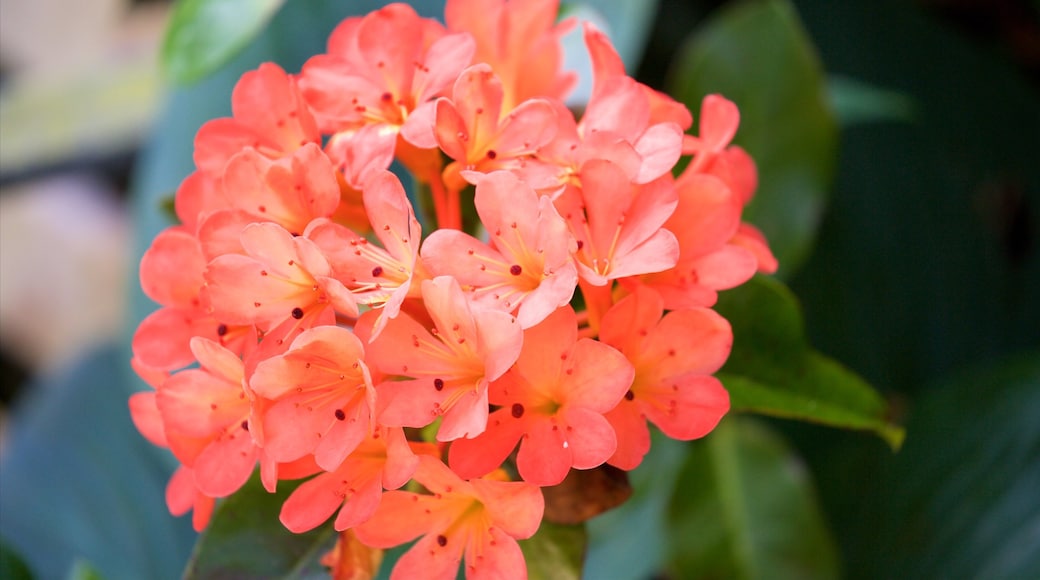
[{"xmin": 1, "ymin": 0, "xmax": 1037, "ymax": 578}]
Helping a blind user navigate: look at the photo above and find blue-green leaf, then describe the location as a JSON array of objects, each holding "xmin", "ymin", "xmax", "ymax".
[
  {"xmin": 585, "ymin": 433, "xmax": 687, "ymax": 579},
  {"xmin": 0, "ymin": 346, "xmax": 195, "ymax": 580},
  {"xmin": 66, "ymin": 561, "xmax": 106, "ymax": 580},
  {"xmin": 162, "ymin": 0, "xmax": 288, "ymax": 85}
]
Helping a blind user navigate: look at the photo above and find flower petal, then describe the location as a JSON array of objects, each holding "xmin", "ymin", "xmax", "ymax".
[
  {"xmin": 448, "ymin": 408, "xmax": 524, "ymax": 479},
  {"xmin": 279, "ymin": 471, "xmax": 344, "ymax": 533},
  {"xmin": 516, "ymin": 416, "xmax": 573, "ymax": 485},
  {"xmin": 192, "ymin": 430, "xmax": 257, "ymax": 497},
  {"xmin": 643, "ymin": 375, "xmax": 729, "ymax": 441},
  {"xmin": 559, "ymin": 405, "xmax": 618, "ymax": 470},
  {"xmin": 604, "ymin": 401, "xmax": 652, "ymax": 470},
  {"xmin": 129, "ymin": 391, "xmax": 168, "ymax": 448},
  {"xmin": 470, "ymin": 478, "xmax": 544, "ymax": 539}
]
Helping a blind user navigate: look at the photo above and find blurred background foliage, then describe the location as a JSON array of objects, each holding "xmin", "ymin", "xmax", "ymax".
[{"xmin": 1, "ymin": 0, "xmax": 1037, "ymax": 578}]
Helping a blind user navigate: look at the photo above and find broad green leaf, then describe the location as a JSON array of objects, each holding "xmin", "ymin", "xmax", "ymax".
[
  {"xmin": 668, "ymin": 0, "xmax": 838, "ymax": 277},
  {"xmin": 520, "ymin": 521, "xmax": 587, "ymax": 580},
  {"xmin": 780, "ymin": 1, "xmax": 1040, "ymax": 573},
  {"xmin": 0, "ymin": 346, "xmax": 196, "ymax": 580},
  {"xmin": 183, "ymin": 473, "xmax": 336, "ymax": 579},
  {"xmin": 805, "ymin": 355, "xmax": 1040, "ymax": 578},
  {"xmin": 66, "ymin": 561, "xmax": 105, "ymax": 580},
  {"xmin": 857, "ymin": 354, "xmax": 1040, "ymax": 578},
  {"xmin": 667, "ymin": 417, "xmax": 840, "ymax": 580},
  {"xmin": 585, "ymin": 433, "xmax": 687, "ymax": 579},
  {"xmin": 162, "ymin": 0, "xmax": 288, "ymax": 85},
  {"xmin": 787, "ymin": 0, "xmax": 1040, "ymax": 394},
  {"xmin": 716, "ymin": 276, "xmax": 904, "ymax": 448},
  {"xmin": 0, "ymin": 541, "xmax": 33, "ymax": 580},
  {"xmin": 826, "ymin": 76, "xmax": 916, "ymax": 127}
]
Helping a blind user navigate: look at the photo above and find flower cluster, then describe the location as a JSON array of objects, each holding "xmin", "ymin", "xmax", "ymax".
[{"xmin": 130, "ymin": 1, "xmax": 776, "ymax": 578}]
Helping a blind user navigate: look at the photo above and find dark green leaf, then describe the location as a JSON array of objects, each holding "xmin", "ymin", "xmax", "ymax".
[
  {"xmin": 716, "ymin": 276, "xmax": 904, "ymax": 448},
  {"xmin": 0, "ymin": 541, "xmax": 33, "ymax": 580},
  {"xmin": 667, "ymin": 417, "xmax": 840, "ymax": 580},
  {"xmin": 787, "ymin": 0, "xmax": 1040, "ymax": 394},
  {"xmin": 862, "ymin": 354, "xmax": 1040, "ymax": 578},
  {"xmin": 826, "ymin": 76, "xmax": 916, "ymax": 127},
  {"xmin": 668, "ymin": 0, "xmax": 838, "ymax": 277},
  {"xmin": 520, "ymin": 521, "xmax": 587, "ymax": 580},
  {"xmin": 183, "ymin": 473, "xmax": 336, "ymax": 579},
  {"xmin": 162, "ymin": 0, "xmax": 287, "ymax": 85}
]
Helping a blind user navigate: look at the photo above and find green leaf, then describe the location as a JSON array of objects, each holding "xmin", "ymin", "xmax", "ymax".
[
  {"xmin": 826, "ymin": 76, "xmax": 916, "ymax": 127},
  {"xmin": 860, "ymin": 354, "xmax": 1040, "ymax": 578},
  {"xmin": 716, "ymin": 276, "xmax": 904, "ymax": 448},
  {"xmin": 159, "ymin": 192, "xmax": 178, "ymax": 224},
  {"xmin": 0, "ymin": 541, "xmax": 33, "ymax": 580},
  {"xmin": 0, "ymin": 346, "xmax": 196, "ymax": 580},
  {"xmin": 183, "ymin": 473, "xmax": 336, "ymax": 579},
  {"xmin": 66, "ymin": 561, "xmax": 105, "ymax": 580},
  {"xmin": 787, "ymin": 0, "xmax": 1040, "ymax": 393},
  {"xmin": 667, "ymin": 0, "xmax": 838, "ymax": 277},
  {"xmin": 162, "ymin": 0, "xmax": 287, "ymax": 85},
  {"xmin": 667, "ymin": 417, "xmax": 840, "ymax": 580},
  {"xmin": 585, "ymin": 433, "xmax": 687, "ymax": 579},
  {"xmin": 519, "ymin": 521, "xmax": 587, "ymax": 580}
]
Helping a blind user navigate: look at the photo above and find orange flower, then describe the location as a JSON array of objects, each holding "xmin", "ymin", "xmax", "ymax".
[
  {"xmin": 421, "ymin": 171, "xmax": 577, "ymax": 328},
  {"xmin": 449, "ymin": 306, "xmax": 633, "ymax": 485},
  {"xmin": 299, "ymin": 3, "xmax": 475, "ymax": 186},
  {"xmin": 555, "ymin": 160, "xmax": 680, "ymax": 285},
  {"xmin": 306, "ymin": 170, "xmax": 425, "ymax": 339},
  {"xmin": 156, "ymin": 338, "xmax": 256, "ymax": 498},
  {"xmin": 361, "ymin": 276, "xmax": 522, "ymax": 441},
  {"xmin": 354, "ymin": 455, "xmax": 543, "ymax": 580},
  {"xmin": 599, "ymin": 287, "xmax": 731, "ymax": 469},
  {"xmin": 204, "ymin": 222, "xmax": 358, "ymax": 334},
  {"xmin": 194, "ymin": 62, "xmax": 320, "ymax": 177},
  {"xmin": 445, "ymin": 0, "xmax": 576, "ymax": 110},
  {"xmin": 278, "ymin": 428, "xmax": 426, "ymax": 533},
  {"xmin": 680, "ymin": 94, "xmax": 778, "ymax": 275},
  {"xmin": 249, "ymin": 325, "xmax": 375, "ymax": 470},
  {"xmin": 621, "ymin": 173, "xmax": 756, "ymax": 309},
  {"xmin": 434, "ymin": 64, "xmax": 557, "ymax": 191}
]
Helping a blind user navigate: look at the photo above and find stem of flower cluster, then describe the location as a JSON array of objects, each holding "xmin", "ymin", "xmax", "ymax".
[
  {"xmin": 427, "ymin": 174, "xmax": 462, "ymax": 231},
  {"xmin": 447, "ymin": 185, "xmax": 462, "ymax": 231},
  {"xmin": 578, "ymin": 279, "xmax": 613, "ymax": 337},
  {"xmin": 430, "ymin": 177, "xmax": 447, "ymax": 230}
]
